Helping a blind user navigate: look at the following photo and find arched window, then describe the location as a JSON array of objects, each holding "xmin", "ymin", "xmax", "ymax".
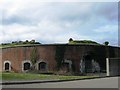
[
  {"xmin": 22, "ymin": 60, "xmax": 32, "ymax": 72},
  {"xmin": 83, "ymin": 54, "xmax": 93, "ymax": 73},
  {"xmin": 63, "ymin": 60, "xmax": 72, "ymax": 72},
  {"xmin": 4, "ymin": 61, "xmax": 11, "ymax": 71},
  {"xmin": 24, "ymin": 62, "xmax": 31, "ymax": 70},
  {"xmin": 5, "ymin": 63, "xmax": 10, "ymax": 71},
  {"xmin": 63, "ymin": 62, "xmax": 70, "ymax": 71},
  {"xmin": 38, "ymin": 62, "xmax": 47, "ymax": 71}
]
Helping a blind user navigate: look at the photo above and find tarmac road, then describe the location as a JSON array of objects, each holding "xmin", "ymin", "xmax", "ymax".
[{"xmin": 2, "ymin": 77, "xmax": 119, "ymax": 88}]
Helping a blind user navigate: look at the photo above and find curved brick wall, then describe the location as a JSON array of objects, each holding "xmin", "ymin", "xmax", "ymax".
[{"xmin": 1, "ymin": 44, "xmax": 120, "ymax": 72}]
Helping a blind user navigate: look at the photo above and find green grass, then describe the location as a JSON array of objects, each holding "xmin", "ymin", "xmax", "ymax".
[
  {"xmin": 0, "ymin": 73, "xmax": 2, "ymax": 80},
  {"xmin": 0, "ymin": 44, "xmax": 38, "ymax": 48},
  {"xmin": 1, "ymin": 72, "xmax": 97, "ymax": 80}
]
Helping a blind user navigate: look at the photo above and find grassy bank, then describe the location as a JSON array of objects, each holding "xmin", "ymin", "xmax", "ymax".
[
  {"xmin": 0, "ymin": 73, "xmax": 2, "ymax": 80},
  {"xmin": 1, "ymin": 72, "xmax": 97, "ymax": 80}
]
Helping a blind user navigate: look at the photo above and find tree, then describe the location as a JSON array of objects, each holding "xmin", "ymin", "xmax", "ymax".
[
  {"xmin": 25, "ymin": 40, "xmax": 29, "ymax": 43},
  {"xmin": 30, "ymin": 47, "xmax": 39, "ymax": 70},
  {"xmin": 69, "ymin": 38, "xmax": 73, "ymax": 43},
  {"xmin": 55, "ymin": 46, "xmax": 66, "ymax": 70},
  {"xmin": 30, "ymin": 40, "xmax": 35, "ymax": 44},
  {"xmin": 104, "ymin": 41, "xmax": 109, "ymax": 46},
  {"xmin": 19, "ymin": 41, "xmax": 23, "ymax": 44}
]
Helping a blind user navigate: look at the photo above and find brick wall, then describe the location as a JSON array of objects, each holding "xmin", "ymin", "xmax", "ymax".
[{"xmin": 1, "ymin": 44, "xmax": 120, "ymax": 73}]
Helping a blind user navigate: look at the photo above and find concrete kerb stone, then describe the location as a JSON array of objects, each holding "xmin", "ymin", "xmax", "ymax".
[{"xmin": 1, "ymin": 76, "xmax": 119, "ymax": 85}]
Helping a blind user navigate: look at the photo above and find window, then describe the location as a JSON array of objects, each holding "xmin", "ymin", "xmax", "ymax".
[
  {"xmin": 22, "ymin": 60, "xmax": 32, "ymax": 72},
  {"xmin": 4, "ymin": 61, "xmax": 11, "ymax": 71},
  {"xmin": 5, "ymin": 63, "xmax": 10, "ymax": 71},
  {"xmin": 83, "ymin": 55, "xmax": 92, "ymax": 73},
  {"xmin": 63, "ymin": 63, "xmax": 70, "ymax": 71},
  {"xmin": 62, "ymin": 60, "xmax": 72, "ymax": 72},
  {"xmin": 38, "ymin": 62, "xmax": 47, "ymax": 71},
  {"xmin": 24, "ymin": 62, "xmax": 31, "ymax": 70}
]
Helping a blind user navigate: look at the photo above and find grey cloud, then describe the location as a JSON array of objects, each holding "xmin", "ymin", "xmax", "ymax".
[
  {"xmin": 1, "ymin": 2, "xmax": 118, "ymax": 46},
  {"xmin": 93, "ymin": 2, "xmax": 118, "ymax": 22},
  {"xmin": 2, "ymin": 15, "xmax": 34, "ymax": 25}
]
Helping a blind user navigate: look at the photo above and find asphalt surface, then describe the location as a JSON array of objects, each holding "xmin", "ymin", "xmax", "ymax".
[{"xmin": 2, "ymin": 77, "xmax": 119, "ymax": 88}]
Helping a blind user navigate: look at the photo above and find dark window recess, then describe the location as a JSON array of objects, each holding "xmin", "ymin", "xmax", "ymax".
[
  {"xmin": 84, "ymin": 55, "xmax": 92, "ymax": 73},
  {"xmin": 5, "ymin": 63, "xmax": 10, "ymax": 70},
  {"xmin": 39, "ymin": 62, "xmax": 46, "ymax": 70},
  {"xmin": 63, "ymin": 63, "xmax": 70, "ymax": 71},
  {"xmin": 24, "ymin": 63, "xmax": 30, "ymax": 70}
]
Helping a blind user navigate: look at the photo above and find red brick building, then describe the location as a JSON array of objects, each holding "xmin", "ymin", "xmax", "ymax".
[{"xmin": 1, "ymin": 44, "xmax": 120, "ymax": 73}]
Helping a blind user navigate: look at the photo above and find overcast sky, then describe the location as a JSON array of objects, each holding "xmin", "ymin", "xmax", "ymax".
[{"xmin": 0, "ymin": 0, "xmax": 119, "ymax": 46}]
